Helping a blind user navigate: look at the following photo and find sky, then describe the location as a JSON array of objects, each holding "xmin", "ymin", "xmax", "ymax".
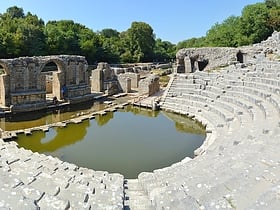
[{"xmin": 0, "ymin": 0, "xmax": 263, "ymax": 44}]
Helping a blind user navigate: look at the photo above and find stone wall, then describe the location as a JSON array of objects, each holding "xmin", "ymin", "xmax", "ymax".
[
  {"xmin": 176, "ymin": 31, "xmax": 280, "ymax": 73},
  {"xmin": 91, "ymin": 63, "xmax": 140, "ymax": 94},
  {"xmin": 117, "ymin": 74, "xmax": 132, "ymax": 93},
  {"xmin": 117, "ymin": 72, "xmax": 140, "ymax": 89},
  {"xmin": 138, "ymin": 74, "xmax": 160, "ymax": 96},
  {"xmin": 0, "ymin": 55, "xmax": 91, "ymax": 112},
  {"xmin": 176, "ymin": 47, "xmax": 238, "ymax": 73}
]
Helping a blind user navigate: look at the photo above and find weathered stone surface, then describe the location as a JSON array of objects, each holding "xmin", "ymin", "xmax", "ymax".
[
  {"xmin": 0, "ymin": 55, "xmax": 91, "ymax": 112},
  {"xmin": 138, "ymin": 74, "xmax": 160, "ymax": 96},
  {"xmin": 0, "ymin": 31, "xmax": 280, "ymax": 209},
  {"xmin": 91, "ymin": 62, "xmax": 141, "ymax": 95},
  {"xmin": 176, "ymin": 31, "xmax": 280, "ymax": 74}
]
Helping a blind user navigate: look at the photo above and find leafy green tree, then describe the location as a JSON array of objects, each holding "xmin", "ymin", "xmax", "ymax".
[
  {"xmin": 6, "ymin": 6, "xmax": 24, "ymax": 18},
  {"xmin": 238, "ymin": 3, "xmax": 272, "ymax": 45},
  {"xmin": 265, "ymin": 0, "xmax": 280, "ymax": 8},
  {"xmin": 265, "ymin": 0, "xmax": 280, "ymax": 31},
  {"xmin": 0, "ymin": 7, "xmax": 46, "ymax": 58},
  {"xmin": 19, "ymin": 13, "xmax": 46, "ymax": 55},
  {"xmin": 99, "ymin": 28, "xmax": 119, "ymax": 38},
  {"xmin": 98, "ymin": 29, "xmax": 122, "ymax": 63},
  {"xmin": 121, "ymin": 22, "xmax": 155, "ymax": 62},
  {"xmin": 154, "ymin": 39, "xmax": 176, "ymax": 62},
  {"xmin": 79, "ymin": 27, "xmax": 101, "ymax": 64},
  {"xmin": 45, "ymin": 20, "xmax": 81, "ymax": 55},
  {"xmin": 205, "ymin": 16, "xmax": 240, "ymax": 47},
  {"xmin": 176, "ymin": 37, "xmax": 207, "ymax": 50}
]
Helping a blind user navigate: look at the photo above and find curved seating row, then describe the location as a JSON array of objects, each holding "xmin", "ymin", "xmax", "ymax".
[
  {"xmin": 138, "ymin": 60, "xmax": 280, "ymax": 209},
  {"xmin": 0, "ymin": 59, "xmax": 279, "ymax": 209},
  {"xmin": 0, "ymin": 138, "xmax": 124, "ymax": 209}
]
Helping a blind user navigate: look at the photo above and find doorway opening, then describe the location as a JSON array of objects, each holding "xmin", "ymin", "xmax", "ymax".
[
  {"xmin": 41, "ymin": 61, "xmax": 60, "ymax": 104},
  {"xmin": 237, "ymin": 51, "xmax": 244, "ymax": 63}
]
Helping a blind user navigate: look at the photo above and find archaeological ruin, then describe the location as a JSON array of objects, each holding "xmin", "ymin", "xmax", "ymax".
[
  {"xmin": 0, "ymin": 31, "xmax": 280, "ymax": 209},
  {"xmin": 0, "ymin": 55, "xmax": 92, "ymax": 112}
]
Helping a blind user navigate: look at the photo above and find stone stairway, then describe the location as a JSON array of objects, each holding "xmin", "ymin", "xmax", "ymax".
[{"xmin": 124, "ymin": 179, "xmax": 154, "ymax": 210}]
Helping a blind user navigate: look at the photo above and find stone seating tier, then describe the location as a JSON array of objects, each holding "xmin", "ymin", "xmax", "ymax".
[
  {"xmin": 143, "ymin": 60, "xmax": 280, "ymax": 209},
  {"xmin": 1, "ymin": 53, "xmax": 280, "ymax": 208},
  {"xmin": 0, "ymin": 140, "xmax": 124, "ymax": 209}
]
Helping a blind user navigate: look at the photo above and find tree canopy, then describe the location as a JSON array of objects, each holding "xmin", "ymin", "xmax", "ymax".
[
  {"xmin": 0, "ymin": 2, "xmax": 279, "ymax": 63},
  {"xmin": 177, "ymin": 1, "xmax": 280, "ymax": 50}
]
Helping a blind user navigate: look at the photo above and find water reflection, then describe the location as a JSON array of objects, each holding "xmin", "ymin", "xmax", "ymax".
[
  {"xmin": 124, "ymin": 105, "xmax": 160, "ymax": 118},
  {"xmin": 17, "ymin": 120, "xmax": 89, "ymax": 153},
  {"xmin": 16, "ymin": 108, "xmax": 206, "ymax": 178},
  {"xmin": 1, "ymin": 101, "xmax": 105, "ymax": 131},
  {"xmin": 96, "ymin": 112, "xmax": 114, "ymax": 126},
  {"xmin": 163, "ymin": 112, "xmax": 205, "ymax": 135}
]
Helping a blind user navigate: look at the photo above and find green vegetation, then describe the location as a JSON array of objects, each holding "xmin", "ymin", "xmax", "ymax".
[
  {"xmin": 177, "ymin": 0, "xmax": 280, "ymax": 49},
  {"xmin": 151, "ymin": 69, "xmax": 171, "ymax": 87},
  {"xmin": 0, "ymin": 1, "xmax": 279, "ymax": 63}
]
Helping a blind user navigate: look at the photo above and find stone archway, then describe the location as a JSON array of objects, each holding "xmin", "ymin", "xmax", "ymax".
[{"xmin": 40, "ymin": 58, "xmax": 66, "ymax": 101}]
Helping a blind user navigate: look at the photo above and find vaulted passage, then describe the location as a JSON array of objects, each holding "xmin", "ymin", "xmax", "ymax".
[{"xmin": 41, "ymin": 61, "xmax": 60, "ymax": 102}]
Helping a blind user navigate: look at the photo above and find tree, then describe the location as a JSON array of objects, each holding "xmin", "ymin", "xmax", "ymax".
[
  {"xmin": 6, "ymin": 6, "xmax": 24, "ymax": 19},
  {"xmin": 121, "ymin": 22, "xmax": 155, "ymax": 62},
  {"xmin": 98, "ymin": 29, "xmax": 122, "ymax": 63},
  {"xmin": 205, "ymin": 16, "xmax": 240, "ymax": 47},
  {"xmin": 265, "ymin": 0, "xmax": 280, "ymax": 8},
  {"xmin": 265, "ymin": 0, "xmax": 280, "ymax": 31},
  {"xmin": 45, "ymin": 20, "xmax": 81, "ymax": 55},
  {"xmin": 154, "ymin": 39, "xmax": 176, "ymax": 62},
  {"xmin": 99, "ymin": 28, "xmax": 119, "ymax": 38},
  {"xmin": 176, "ymin": 37, "xmax": 206, "ymax": 50},
  {"xmin": 0, "ymin": 7, "xmax": 46, "ymax": 58},
  {"xmin": 238, "ymin": 3, "xmax": 272, "ymax": 45}
]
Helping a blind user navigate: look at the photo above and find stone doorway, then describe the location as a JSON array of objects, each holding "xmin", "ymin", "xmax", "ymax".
[
  {"xmin": 41, "ymin": 61, "xmax": 62, "ymax": 102},
  {"xmin": 197, "ymin": 60, "xmax": 208, "ymax": 71},
  {"xmin": 237, "ymin": 51, "xmax": 244, "ymax": 63}
]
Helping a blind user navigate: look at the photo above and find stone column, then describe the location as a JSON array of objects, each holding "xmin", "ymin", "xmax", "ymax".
[
  {"xmin": 184, "ymin": 57, "xmax": 192, "ymax": 73},
  {"xmin": 91, "ymin": 69, "xmax": 103, "ymax": 92},
  {"xmin": 53, "ymin": 72, "xmax": 62, "ymax": 100},
  {"xmin": 0, "ymin": 75, "xmax": 9, "ymax": 106}
]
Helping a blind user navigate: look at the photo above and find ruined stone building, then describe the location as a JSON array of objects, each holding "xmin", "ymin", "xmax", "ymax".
[
  {"xmin": 90, "ymin": 62, "xmax": 141, "ymax": 95},
  {"xmin": 0, "ymin": 55, "xmax": 91, "ymax": 112},
  {"xmin": 175, "ymin": 31, "xmax": 280, "ymax": 74},
  {"xmin": 138, "ymin": 74, "xmax": 160, "ymax": 96}
]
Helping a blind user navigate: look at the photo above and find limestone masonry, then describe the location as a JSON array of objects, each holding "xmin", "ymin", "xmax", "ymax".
[
  {"xmin": 0, "ymin": 31, "xmax": 280, "ymax": 209},
  {"xmin": 0, "ymin": 55, "xmax": 91, "ymax": 112}
]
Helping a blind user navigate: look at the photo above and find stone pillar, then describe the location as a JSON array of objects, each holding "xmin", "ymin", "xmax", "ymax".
[
  {"xmin": 91, "ymin": 69, "xmax": 103, "ymax": 92},
  {"xmin": 53, "ymin": 72, "xmax": 62, "ymax": 100},
  {"xmin": 184, "ymin": 57, "xmax": 192, "ymax": 73},
  {"xmin": 193, "ymin": 61, "xmax": 199, "ymax": 72},
  {"xmin": 118, "ymin": 76, "xmax": 131, "ymax": 93},
  {"xmin": 0, "ymin": 75, "xmax": 8, "ymax": 106},
  {"xmin": 176, "ymin": 58, "xmax": 185, "ymax": 73}
]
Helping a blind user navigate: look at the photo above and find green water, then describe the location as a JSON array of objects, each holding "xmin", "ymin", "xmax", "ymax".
[{"xmin": 16, "ymin": 106, "xmax": 206, "ymax": 178}]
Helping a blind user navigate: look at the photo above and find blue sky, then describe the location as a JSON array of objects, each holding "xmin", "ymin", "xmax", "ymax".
[{"xmin": 1, "ymin": 0, "xmax": 263, "ymax": 44}]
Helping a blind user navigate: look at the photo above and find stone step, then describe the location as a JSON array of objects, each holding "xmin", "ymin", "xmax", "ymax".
[{"xmin": 124, "ymin": 179, "xmax": 155, "ymax": 210}]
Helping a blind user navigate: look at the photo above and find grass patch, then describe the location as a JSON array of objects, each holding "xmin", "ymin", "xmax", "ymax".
[{"xmin": 151, "ymin": 69, "xmax": 171, "ymax": 87}]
